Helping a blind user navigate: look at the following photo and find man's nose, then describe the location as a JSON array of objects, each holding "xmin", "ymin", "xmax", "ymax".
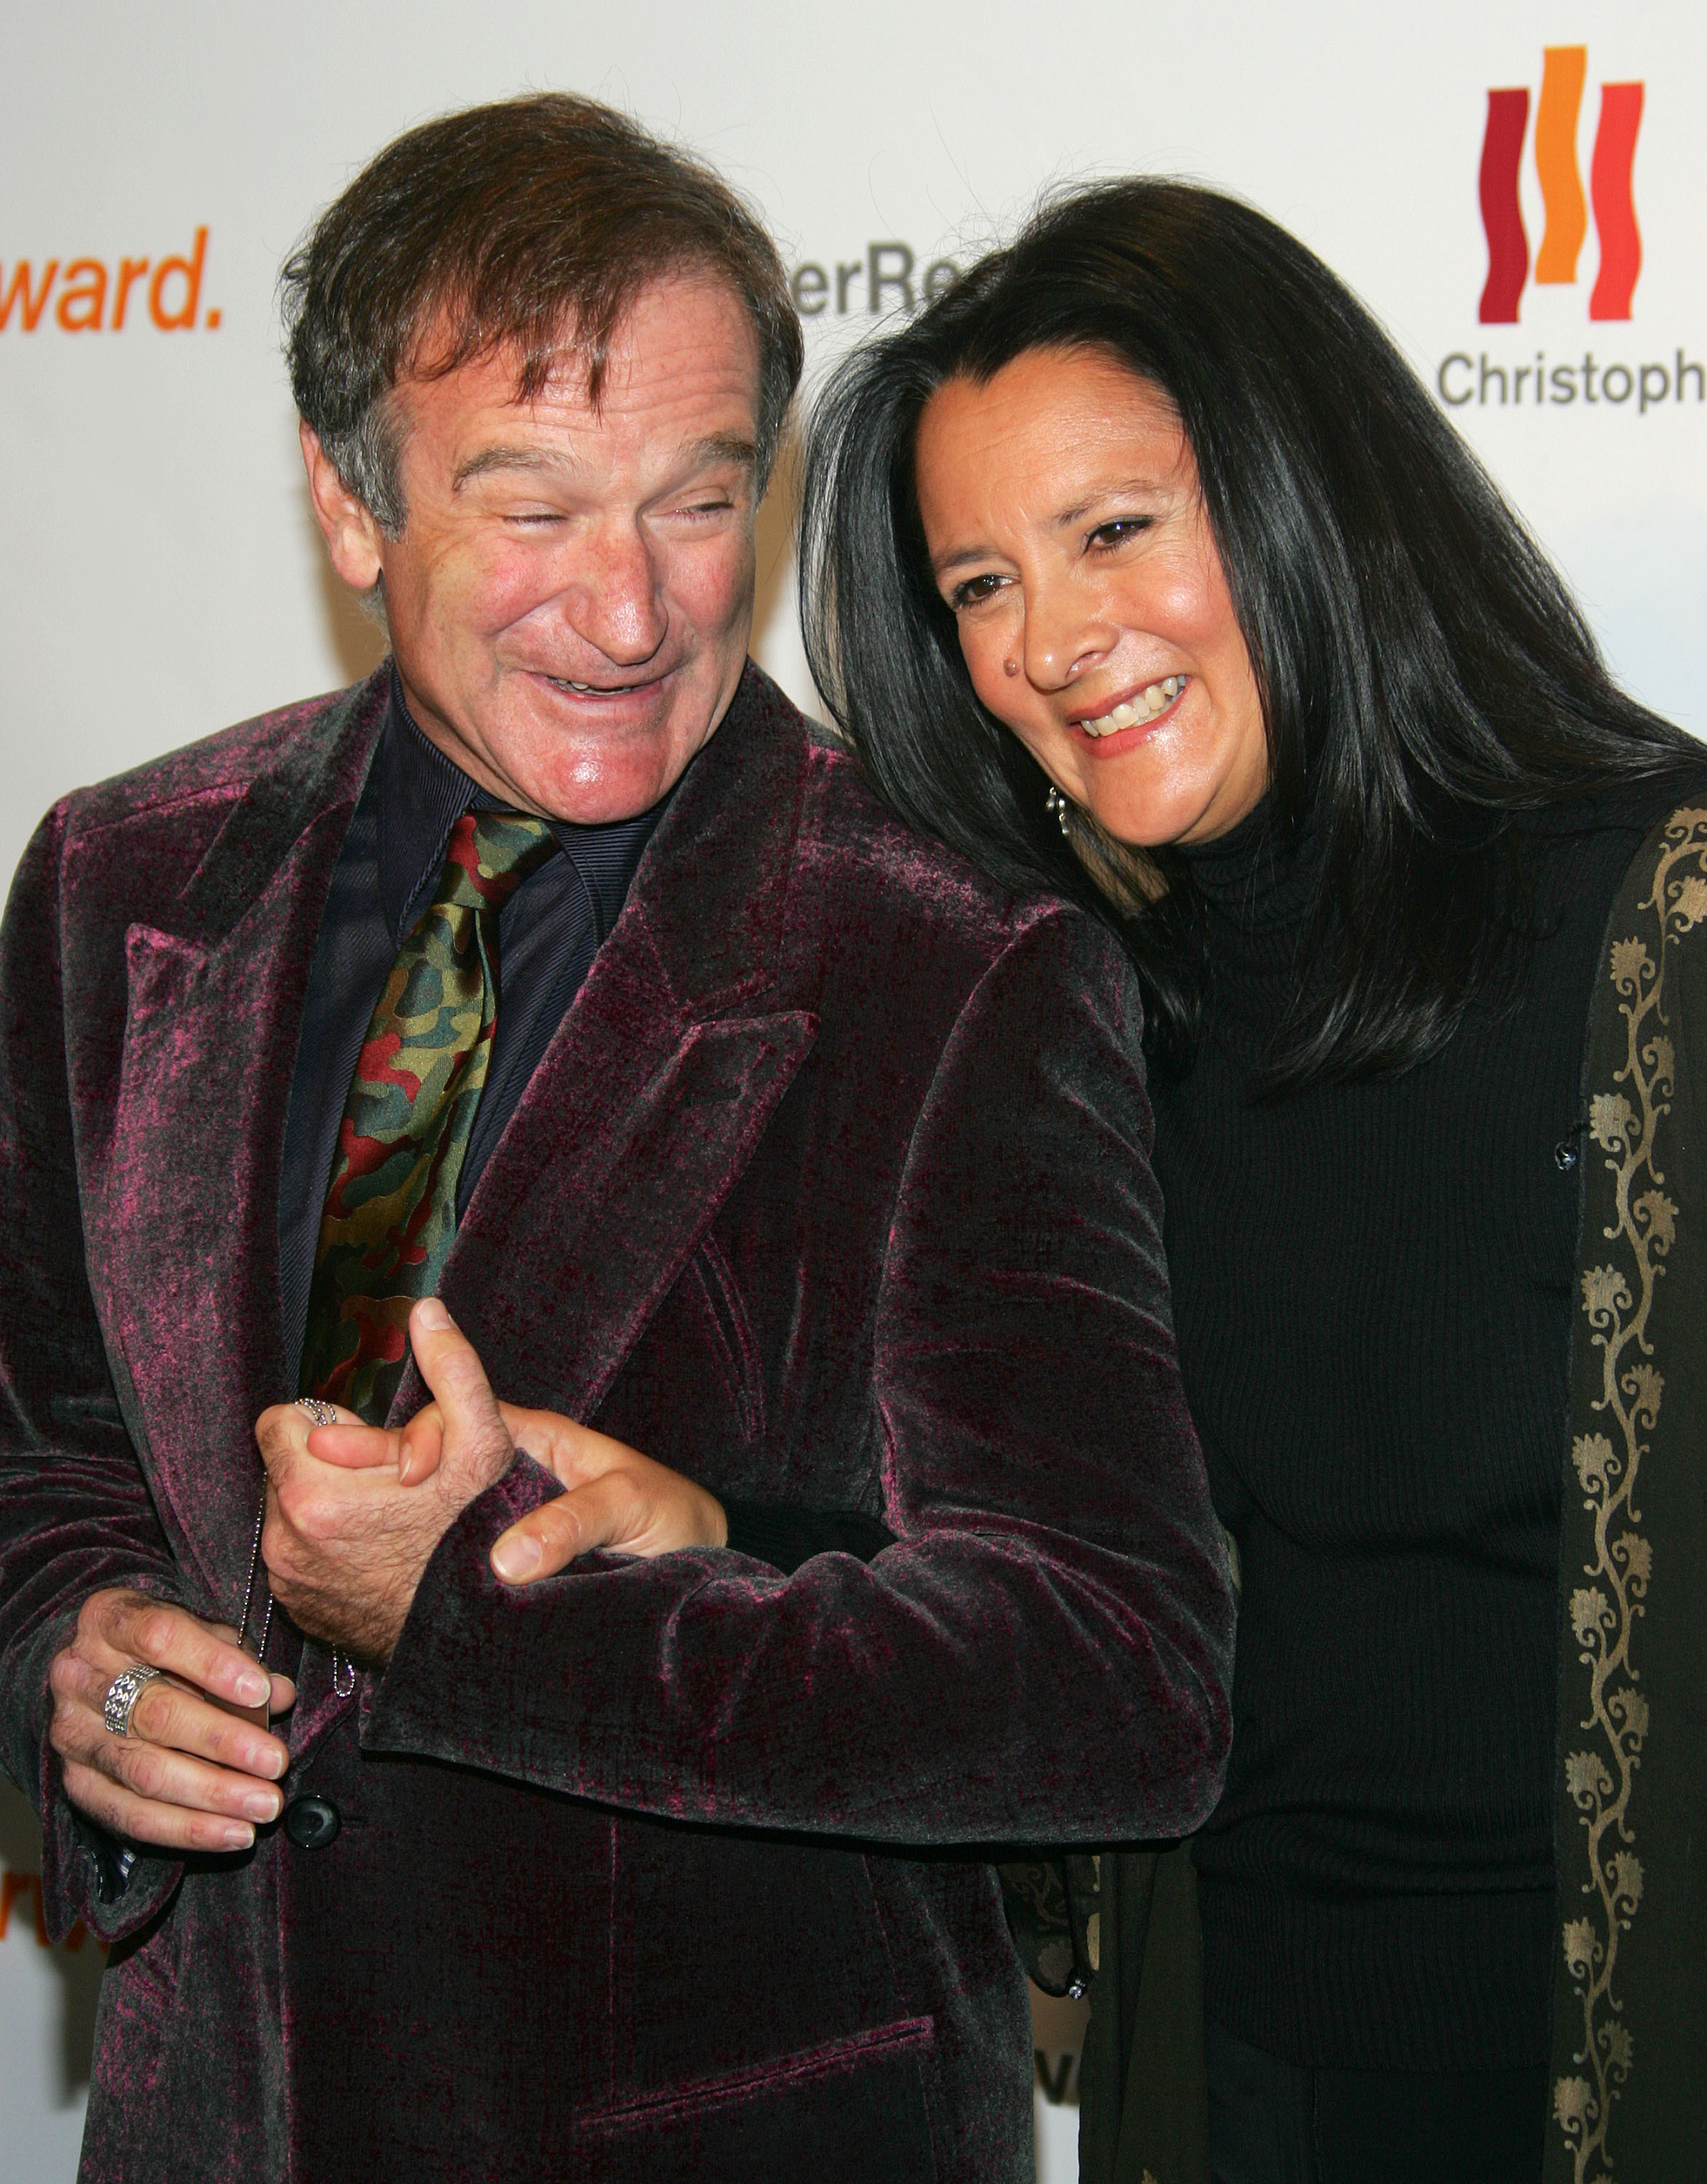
[
  {"xmin": 1021, "ymin": 571, "xmax": 1114, "ymax": 693},
  {"xmin": 558, "ymin": 523, "xmax": 668, "ymax": 666}
]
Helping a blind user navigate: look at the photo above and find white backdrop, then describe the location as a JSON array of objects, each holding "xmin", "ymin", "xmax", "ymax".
[{"xmin": 1, "ymin": 2, "xmax": 1702, "ymax": 2175}]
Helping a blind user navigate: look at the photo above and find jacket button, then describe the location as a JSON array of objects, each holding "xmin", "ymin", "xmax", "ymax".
[{"xmin": 282, "ymin": 1794, "xmax": 341, "ymax": 1849}]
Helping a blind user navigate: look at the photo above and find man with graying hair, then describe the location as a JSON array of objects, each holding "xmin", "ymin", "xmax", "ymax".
[{"xmin": 0, "ymin": 94, "xmax": 1232, "ymax": 2180}]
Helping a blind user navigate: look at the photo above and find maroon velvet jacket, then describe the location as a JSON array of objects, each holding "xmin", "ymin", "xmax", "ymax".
[{"xmin": 0, "ymin": 662, "xmax": 1232, "ymax": 2182}]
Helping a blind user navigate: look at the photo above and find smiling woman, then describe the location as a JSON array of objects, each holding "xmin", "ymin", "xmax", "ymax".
[
  {"xmin": 912, "ymin": 349, "xmax": 1267, "ymax": 850},
  {"xmin": 799, "ymin": 178, "xmax": 1707, "ymax": 2184},
  {"xmin": 800, "ymin": 178, "xmax": 1695, "ymax": 1082}
]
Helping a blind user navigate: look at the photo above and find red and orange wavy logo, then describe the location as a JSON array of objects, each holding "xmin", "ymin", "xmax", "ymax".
[{"xmin": 1478, "ymin": 48, "xmax": 1644, "ymax": 323}]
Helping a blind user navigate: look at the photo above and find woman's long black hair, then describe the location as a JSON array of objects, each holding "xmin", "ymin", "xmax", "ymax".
[{"xmin": 798, "ymin": 178, "xmax": 1698, "ymax": 1083}]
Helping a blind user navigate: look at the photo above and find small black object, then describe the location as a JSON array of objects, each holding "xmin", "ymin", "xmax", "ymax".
[
  {"xmin": 282, "ymin": 1794, "xmax": 341, "ymax": 1849},
  {"xmin": 1556, "ymin": 1115, "xmax": 1590, "ymax": 1172}
]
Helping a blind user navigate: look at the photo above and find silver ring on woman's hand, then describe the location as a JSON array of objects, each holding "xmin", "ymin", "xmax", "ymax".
[
  {"xmin": 103, "ymin": 1664, "xmax": 164, "ymax": 1738},
  {"xmin": 295, "ymin": 1397, "xmax": 338, "ymax": 1426}
]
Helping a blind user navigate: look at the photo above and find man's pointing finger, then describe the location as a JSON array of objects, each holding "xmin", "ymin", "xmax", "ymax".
[{"xmin": 408, "ymin": 1298, "xmax": 514, "ymax": 1487}]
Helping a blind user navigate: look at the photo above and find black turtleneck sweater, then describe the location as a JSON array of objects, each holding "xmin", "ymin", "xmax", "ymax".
[{"xmin": 1150, "ymin": 772, "xmax": 1695, "ymax": 2073}]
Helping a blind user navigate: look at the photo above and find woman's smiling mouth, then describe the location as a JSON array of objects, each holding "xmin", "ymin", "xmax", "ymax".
[{"xmin": 1072, "ymin": 673, "xmax": 1189, "ymax": 740}]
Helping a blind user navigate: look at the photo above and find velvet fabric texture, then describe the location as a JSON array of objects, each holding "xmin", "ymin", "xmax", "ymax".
[{"xmin": 0, "ymin": 662, "xmax": 1233, "ymax": 2183}]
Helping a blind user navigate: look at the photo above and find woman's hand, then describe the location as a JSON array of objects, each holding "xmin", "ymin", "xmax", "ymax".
[
  {"xmin": 482, "ymin": 1410, "xmax": 729, "ymax": 1581},
  {"xmin": 305, "ymin": 1307, "xmax": 728, "ymax": 1586}
]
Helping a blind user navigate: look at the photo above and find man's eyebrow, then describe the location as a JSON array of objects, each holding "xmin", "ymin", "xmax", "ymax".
[
  {"xmin": 687, "ymin": 431, "xmax": 760, "ymax": 471},
  {"xmin": 452, "ymin": 445, "xmax": 561, "ymax": 491},
  {"xmin": 451, "ymin": 432, "xmax": 759, "ymax": 494}
]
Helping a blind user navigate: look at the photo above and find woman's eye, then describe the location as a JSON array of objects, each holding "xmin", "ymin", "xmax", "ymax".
[
  {"xmin": 948, "ymin": 573, "xmax": 1005, "ymax": 611},
  {"xmin": 1089, "ymin": 517, "xmax": 1154, "ymax": 552}
]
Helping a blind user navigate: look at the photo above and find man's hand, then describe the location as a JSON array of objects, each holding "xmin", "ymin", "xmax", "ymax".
[
  {"xmin": 257, "ymin": 1299, "xmax": 515, "ymax": 1664},
  {"xmin": 48, "ymin": 1591, "xmax": 296, "ymax": 1854},
  {"xmin": 301, "ymin": 1302, "xmax": 727, "ymax": 1588}
]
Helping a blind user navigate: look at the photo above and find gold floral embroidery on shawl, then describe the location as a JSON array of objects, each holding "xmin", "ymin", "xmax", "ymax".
[{"xmin": 1555, "ymin": 809, "xmax": 1707, "ymax": 2179}]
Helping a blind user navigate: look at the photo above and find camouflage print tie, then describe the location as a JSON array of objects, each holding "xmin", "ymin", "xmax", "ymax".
[{"xmin": 298, "ymin": 809, "xmax": 557, "ymax": 1421}]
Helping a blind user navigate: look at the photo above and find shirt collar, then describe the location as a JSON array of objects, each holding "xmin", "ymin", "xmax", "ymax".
[{"xmin": 375, "ymin": 665, "xmax": 671, "ymax": 946}]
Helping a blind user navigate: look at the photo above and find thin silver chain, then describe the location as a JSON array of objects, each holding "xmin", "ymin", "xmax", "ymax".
[
  {"xmin": 237, "ymin": 1489, "xmax": 274, "ymax": 1666},
  {"xmin": 238, "ymin": 1487, "xmax": 355, "ymax": 1697}
]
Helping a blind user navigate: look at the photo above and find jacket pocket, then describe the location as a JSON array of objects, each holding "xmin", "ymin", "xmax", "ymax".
[{"xmin": 577, "ymin": 2015, "xmax": 938, "ymax": 2182}]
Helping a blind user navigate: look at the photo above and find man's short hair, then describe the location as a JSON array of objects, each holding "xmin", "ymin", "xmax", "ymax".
[{"xmin": 281, "ymin": 92, "xmax": 804, "ymax": 532}]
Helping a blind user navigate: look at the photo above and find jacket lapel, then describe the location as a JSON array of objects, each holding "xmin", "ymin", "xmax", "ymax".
[
  {"xmin": 419, "ymin": 667, "xmax": 819, "ymax": 1423},
  {"xmin": 92, "ymin": 671, "xmax": 388, "ymax": 1615}
]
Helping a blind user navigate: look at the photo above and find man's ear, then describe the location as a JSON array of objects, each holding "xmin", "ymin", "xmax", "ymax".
[{"xmin": 299, "ymin": 421, "xmax": 387, "ymax": 594}]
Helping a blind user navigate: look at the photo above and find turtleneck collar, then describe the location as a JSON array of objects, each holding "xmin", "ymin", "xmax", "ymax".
[{"xmin": 1175, "ymin": 793, "xmax": 1323, "ymax": 949}]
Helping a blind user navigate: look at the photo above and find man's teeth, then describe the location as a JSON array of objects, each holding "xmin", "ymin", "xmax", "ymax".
[{"xmin": 1079, "ymin": 675, "xmax": 1187, "ymax": 737}]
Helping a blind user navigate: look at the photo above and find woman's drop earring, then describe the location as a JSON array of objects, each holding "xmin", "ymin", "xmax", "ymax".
[{"xmin": 1045, "ymin": 785, "xmax": 1072, "ymax": 838}]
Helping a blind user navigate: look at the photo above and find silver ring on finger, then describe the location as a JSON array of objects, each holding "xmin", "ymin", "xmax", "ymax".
[
  {"xmin": 295, "ymin": 1397, "xmax": 338, "ymax": 1426},
  {"xmin": 103, "ymin": 1664, "xmax": 164, "ymax": 1738}
]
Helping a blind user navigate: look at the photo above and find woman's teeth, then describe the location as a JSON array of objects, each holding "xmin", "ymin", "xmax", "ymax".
[{"xmin": 1079, "ymin": 675, "xmax": 1187, "ymax": 737}]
